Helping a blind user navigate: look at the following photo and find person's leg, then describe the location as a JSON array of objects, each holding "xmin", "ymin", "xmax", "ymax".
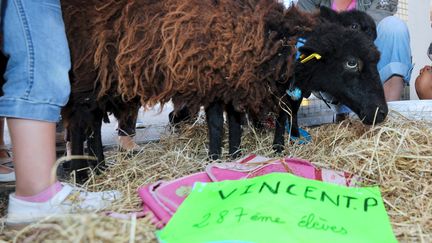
[
  {"xmin": 0, "ymin": 37, "xmax": 13, "ymax": 175},
  {"xmin": 374, "ymin": 16, "xmax": 412, "ymax": 101},
  {"xmin": 0, "ymin": 117, "xmax": 14, "ymax": 175},
  {"xmin": 0, "ymin": 117, "xmax": 15, "ymax": 180},
  {"xmin": 1, "ymin": 0, "xmax": 70, "ymax": 192},
  {"xmin": 1, "ymin": 0, "xmax": 119, "ymax": 225},
  {"xmin": 0, "ymin": 118, "xmax": 5, "ymax": 148},
  {"xmin": 0, "ymin": 118, "xmax": 6, "ymax": 150},
  {"xmin": 118, "ymin": 135, "xmax": 139, "ymax": 151},
  {"xmin": 118, "ymin": 109, "xmax": 140, "ymax": 152},
  {"xmin": 383, "ymin": 75, "xmax": 404, "ymax": 101},
  {"xmin": 7, "ymin": 119, "xmax": 56, "ymax": 195}
]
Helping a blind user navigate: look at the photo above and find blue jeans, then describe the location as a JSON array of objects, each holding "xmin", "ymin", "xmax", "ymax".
[
  {"xmin": 0, "ymin": 0, "xmax": 70, "ymax": 122},
  {"xmin": 375, "ymin": 16, "xmax": 413, "ymax": 84}
]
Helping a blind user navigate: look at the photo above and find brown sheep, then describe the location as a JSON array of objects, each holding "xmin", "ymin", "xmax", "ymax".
[{"xmin": 61, "ymin": 0, "xmax": 387, "ymax": 178}]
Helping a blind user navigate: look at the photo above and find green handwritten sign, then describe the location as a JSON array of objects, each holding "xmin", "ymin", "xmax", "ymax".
[{"xmin": 157, "ymin": 173, "xmax": 397, "ymax": 243}]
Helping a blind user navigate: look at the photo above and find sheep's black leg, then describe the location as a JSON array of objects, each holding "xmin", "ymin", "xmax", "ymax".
[
  {"xmin": 169, "ymin": 106, "xmax": 191, "ymax": 126},
  {"xmin": 287, "ymin": 97, "xmax": 302, "ymax": 138},
  {"xmin": 273, "ymin": 96, "xmax": 303, "ymax": 153},
  {"xmin": 87, "ymin": 118, "xmax": 105, "ymax": 174},
  {"xmin": 251, "ymin": 116, "xmax": 265, "ymax": 130},
  {"xmin": 273, "ymin": 108, "xmax": 288, "ymax": 153},
  {"xmin": 226, "ymin": 104, "xmax": 242, "ymax": 159},
  {"xmin": 69, "ymin": 126, "xmax": 89, "ymax": 183},
  {"xmin": 206, "ymin": 101, "xmax": 224, "ymax": 160}
]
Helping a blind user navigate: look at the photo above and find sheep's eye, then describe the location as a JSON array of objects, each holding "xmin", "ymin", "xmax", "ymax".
[
  {"xmin": 345, "ymin": 58, "xmax": 363, "ymax": 72},
  {"xmin": 351, "ymin": 23, "xmax": 359, "ymax": 30},
  {"xmin": 346, "ymin": 60, "xmax": 358, "ymax": 69}
]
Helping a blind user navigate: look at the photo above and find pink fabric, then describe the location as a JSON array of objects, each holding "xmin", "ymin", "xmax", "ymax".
[
  {"xmin": 155, "ymin": 172, "xmax": 212, "ymax": 212},
  {"xmin": 331, "ymin": 0, "xmax": 356, "ymax": 11},
  {"xmin": 206, "ymin": 164, "xmax": 249, "ymax": 181},
  {"xmin": 143, "ymin": 205, "xmax": 164, "ymax": 228},
  {"xmin": 280, "ymin": 158, "xmax": 316, "ymax": 179},
  {"xmin": 137, "ymin": 154, "xmax": 360, "ymax": 229},
  {"xmin": 16, "ymin": 181, "xmax": 63, "ymax": 202},
  {"xmin": 321, "ymin": 168, "xmax": 358, "ymax": 187},
  {"xmin": 137, "ymin": 182, "xmax": 173, "ymax": 225},
  {"xmin": 137, "ymin": 173, "xmax": 212, "ymax": 228},
  {"xmin": 207, "ymin": 157, "xmax": 316, "ymax": 182}
]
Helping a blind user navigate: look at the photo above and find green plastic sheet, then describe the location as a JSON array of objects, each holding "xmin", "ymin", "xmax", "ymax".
[{"xmin": 157, "ymin": 173, "xmax": 396, "ymax": 243}]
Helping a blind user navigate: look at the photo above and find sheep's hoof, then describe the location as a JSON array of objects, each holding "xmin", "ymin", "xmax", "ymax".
[
  {"xmin": 208, "ymin": 153, "xmax": 221, "ymax": 161},
  {"xmin": 60, "ymin": 160, "xmax": 91, "ymax": 184},
  {"xmin": 272, "ymin": 144, "xmax": 284, "ymax": 153},
  {"xmin": 94, "ymin": 166, "xmax": 106, "ymax": 175},
  {"xmin": 74, "ymin": 170, "xmax": 90, "ymax": 184},
  {"xmin": 229, "ymin": 150, "xmax": 242, "ymax": 160},
  {"xmin": 92, "ymin": 162, "xmax": 107, "ymax": 175}
]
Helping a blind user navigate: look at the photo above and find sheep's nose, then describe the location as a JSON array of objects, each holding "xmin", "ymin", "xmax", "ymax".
[{"xmin": 375, "ymin": 105, "xmax": 388, "ymax": 123}]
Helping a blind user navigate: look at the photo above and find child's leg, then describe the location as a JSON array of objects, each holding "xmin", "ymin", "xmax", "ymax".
[
  {"xmin": 1, "ymin": 0, "xmax": 71, "ymax": 195},
  {"xmin": 1, "ymin": 0, "xmax": 120, "ymax": 225},
  {"xmin": 7, "ymin": 119, "xmax": 57, "ymax": 196}
]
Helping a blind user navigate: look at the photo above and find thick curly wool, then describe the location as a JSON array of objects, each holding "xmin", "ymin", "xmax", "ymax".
[{"xmin": 62, "ymin": 0, "xmax": 316, "ymax": 118}]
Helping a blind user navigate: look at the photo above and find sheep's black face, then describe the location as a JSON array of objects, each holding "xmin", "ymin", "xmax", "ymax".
[
  {"xmin": 320, "ymin": 6, "xmax": 377, "ymax": 41},
  {"xmin": 338, "ymin": 10, "xmax": 377, "ymax": 40},
  {"xmin": 295, "ymin": 23, "xmax": 388, "ymax": 125}
]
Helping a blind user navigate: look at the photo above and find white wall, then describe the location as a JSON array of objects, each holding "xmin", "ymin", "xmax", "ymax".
[
  {"xmin": 407, "ymin": 0, "xmax": 432, "ymax": 99},
  {"xmin": 280, "ymin": 0, "xmax": 297, "ymax": 7}
]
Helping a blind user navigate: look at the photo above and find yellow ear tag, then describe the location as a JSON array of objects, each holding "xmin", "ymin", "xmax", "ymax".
[{"xmin": 300, "ymin": 53, "xmax": 322, "ymax": 63}]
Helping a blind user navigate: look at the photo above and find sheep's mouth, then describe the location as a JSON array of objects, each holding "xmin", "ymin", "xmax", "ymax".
[
  {"xmin": 312, "ymin": 91, "xmax": 388, "ymax": 125},
  {"xmin": 359, "ymin": 106, "xmax": 388, "ymax": 125},
  {"xmin": 312, "ymin": 91, "xmax": 340, "ymax": 106}
]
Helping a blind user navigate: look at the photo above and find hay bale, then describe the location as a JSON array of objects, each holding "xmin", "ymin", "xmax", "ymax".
[{"xmin": 0, "ymin": 111, "xmax": 431, "ymax": 242}]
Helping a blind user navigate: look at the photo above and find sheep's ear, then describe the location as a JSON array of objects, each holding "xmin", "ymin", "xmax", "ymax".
[{"xmin": 319, "ymin": 6, "xmax": 338, "ymax": 22}]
